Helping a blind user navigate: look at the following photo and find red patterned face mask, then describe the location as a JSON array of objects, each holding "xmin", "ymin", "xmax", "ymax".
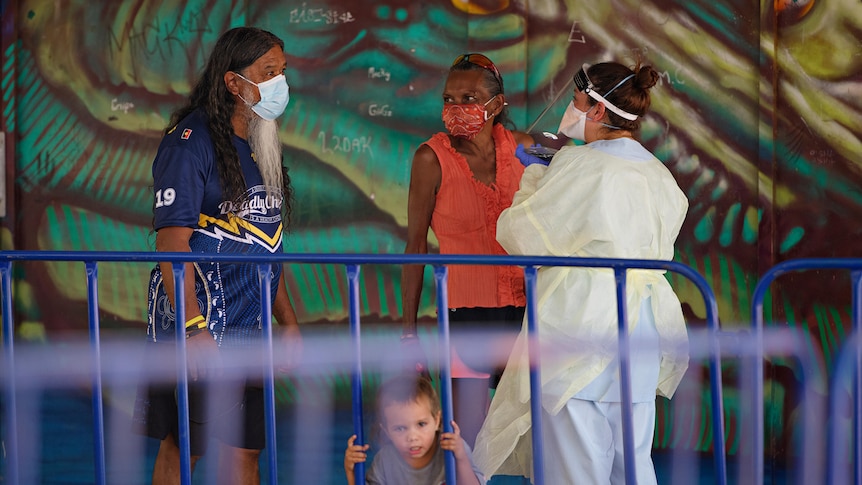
[{"xmin": 441, "ymin": 96, "xmax": 496, "ymax": 139}]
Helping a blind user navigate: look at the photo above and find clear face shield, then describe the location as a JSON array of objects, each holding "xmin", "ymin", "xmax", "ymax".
[
  {"xmin": 573, "ymin": 63, "xmax": 594, "ymax": 94},
  {"xmin": 524, "ymin": 63, "xmax": 640, "ymax": 157}
]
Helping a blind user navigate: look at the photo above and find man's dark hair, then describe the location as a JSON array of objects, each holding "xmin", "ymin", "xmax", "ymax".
[{"xmin": 168, "ymin": 27, "xmax": 294, "ymax": 226}]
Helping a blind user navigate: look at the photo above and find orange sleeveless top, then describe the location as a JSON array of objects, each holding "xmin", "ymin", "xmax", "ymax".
[{"xmin": 424, "ymin": 123, "xmax": 526, "ymax": 309}]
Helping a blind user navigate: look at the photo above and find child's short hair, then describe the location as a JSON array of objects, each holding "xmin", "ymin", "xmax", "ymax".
[{"xmin": 376, "ymin": 374, "xmax": 441, "ymax": 421}]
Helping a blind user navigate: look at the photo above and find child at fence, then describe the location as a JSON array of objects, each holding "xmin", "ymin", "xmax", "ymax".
[{"xmin": 343, "ymin": 374, "xmax": 484, "ymax": 485}]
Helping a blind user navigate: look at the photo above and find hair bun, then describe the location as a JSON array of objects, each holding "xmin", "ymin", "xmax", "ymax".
[{"xmin": 635, "ymin": 65, "xmax": 659, "ymax": 91}]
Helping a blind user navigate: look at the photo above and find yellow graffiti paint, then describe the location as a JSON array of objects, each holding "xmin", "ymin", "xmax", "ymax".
[{"xmin": 450, "ymin": 0, "xmax": 510, "ymax": 15}]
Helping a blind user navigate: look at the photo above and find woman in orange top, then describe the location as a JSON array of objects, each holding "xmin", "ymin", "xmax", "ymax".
[{"xmin": 401, "ymin": 53, "xmax": 534, "ymax": 447}]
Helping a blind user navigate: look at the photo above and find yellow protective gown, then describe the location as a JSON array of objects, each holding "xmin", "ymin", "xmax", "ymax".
[{"xmin": 473, "ymin": 140, "xmax": 690, "ymax": 480}]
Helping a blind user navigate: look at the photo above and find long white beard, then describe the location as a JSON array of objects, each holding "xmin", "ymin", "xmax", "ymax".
[{"xmin": 247, "ymin": 115, "xmax": 283, "ymax": 199}]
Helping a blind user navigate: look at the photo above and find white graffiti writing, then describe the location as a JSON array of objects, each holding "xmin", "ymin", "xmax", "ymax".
[
  {"xmin": 568, "ymin": 21, "xmax": 586, "ymax": 43},
  {"xmin": 368, "ymin": 67, "xmax": 391, "ymax": 81},
  {"xmin": 368, "ymin": 104, "xmax": 392, "ymax": 117},
  {"xmin": 318, "ymin": 131, "xmax": 374, "ymax": 157},
  {"xmin": 111, "ymin": 98, "xmax": 135, "ymax": 113},
  {"xmin": 290, "ymin": 4, "xmax": 356, "ymax": 24},
  {"xmin": 656, "ymin": 70, "xmax": 686, "ymax": 86}
]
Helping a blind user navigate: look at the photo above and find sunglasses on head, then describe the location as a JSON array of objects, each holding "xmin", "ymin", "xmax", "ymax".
[{"xmin": 452, "ymin": 53, "xmax": 503, "ymax": 88}]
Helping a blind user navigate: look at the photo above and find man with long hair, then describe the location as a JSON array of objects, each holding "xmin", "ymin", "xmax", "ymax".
[{"xmin": 134, "ymin": 27, "xmax": 301, "ymax": 484}]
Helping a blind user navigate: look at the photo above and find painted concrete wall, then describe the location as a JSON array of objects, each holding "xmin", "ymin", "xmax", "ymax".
[{"xmin": 1, "ymin": 0, "xmax": 860, "ymax": 471}]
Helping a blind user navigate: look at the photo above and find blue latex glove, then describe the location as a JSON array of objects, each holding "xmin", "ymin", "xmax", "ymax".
[{"xmin": 515, "ymin": 144, "xmax": 551, "ymax": 167}]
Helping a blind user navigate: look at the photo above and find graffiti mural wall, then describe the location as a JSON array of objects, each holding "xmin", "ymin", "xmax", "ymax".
[{"xmin": 1, "ymin": 0, "xmax": 861, "ymax": 473}]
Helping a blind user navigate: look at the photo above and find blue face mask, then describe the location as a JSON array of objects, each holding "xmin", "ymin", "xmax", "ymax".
[{"xmin": 235, "ymin": 72, "xmax": 290, "ymax": 120}]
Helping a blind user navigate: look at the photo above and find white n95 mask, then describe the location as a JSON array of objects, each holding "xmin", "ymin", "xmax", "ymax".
[{"xmin": 557, "ymin": 101, "xmax": 592, "ymax": 142}]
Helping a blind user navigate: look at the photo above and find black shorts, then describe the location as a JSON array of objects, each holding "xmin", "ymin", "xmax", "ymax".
[
  {"xmin": 448, "ymin": 305, "xmax": 525, "ymax": 388},
  {"xmin": 133, "ymin": 378, "xmax": 265, "ymax": 456}
]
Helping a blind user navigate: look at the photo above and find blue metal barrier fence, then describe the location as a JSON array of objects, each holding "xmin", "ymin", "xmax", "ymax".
[
  {"xmin": 751, "ymin": 258, "xmax": 862, "ymax": 485},
  {"xmin": 0, "ymin": 251, "xmax": 727, "ymax": 485}
]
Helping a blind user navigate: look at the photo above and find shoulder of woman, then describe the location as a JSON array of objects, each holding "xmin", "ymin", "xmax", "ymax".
[
  {"xmin": 507, "ymin": 128, "xmax": 534, "ymax": 147},
  {"xmin": 413, "ymin": 143, "xmax": 441, "ymax": 167},
  {"xmin": 409, "ymin": 145, "xmax": 444, "ymax": 189}
]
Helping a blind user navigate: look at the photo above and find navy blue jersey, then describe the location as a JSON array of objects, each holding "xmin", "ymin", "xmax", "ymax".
[{"xmin": 147, "ymin": 109, "xmax": 283, "ymax": 348}]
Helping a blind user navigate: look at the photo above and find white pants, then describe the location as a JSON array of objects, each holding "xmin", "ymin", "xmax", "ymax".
[{"xmin": 542, "ymin": 399, "xmax": 657, "ymax": 485}]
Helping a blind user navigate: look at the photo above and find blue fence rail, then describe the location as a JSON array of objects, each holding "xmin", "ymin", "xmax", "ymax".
[
  {"xmin": 0, "ymin": 250, "xmax": 728, "ymax": 484},
  {"xmin": 750, "ymin": 258, "xmax": 862, "ymax": 485}
]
